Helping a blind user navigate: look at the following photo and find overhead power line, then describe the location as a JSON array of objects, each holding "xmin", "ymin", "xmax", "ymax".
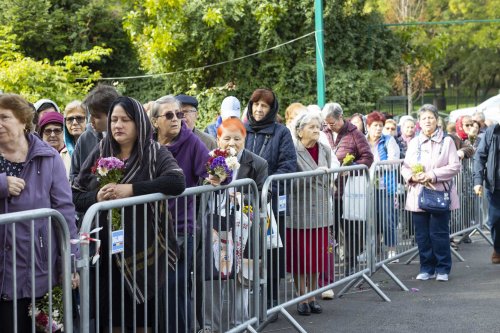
[{"xmin": 81, "ymin": 31, "xmax": 318, "ymax": 81}]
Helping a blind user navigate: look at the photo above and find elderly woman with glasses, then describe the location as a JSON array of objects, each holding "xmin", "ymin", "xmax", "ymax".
[
  {"xmin": 321, "ymin": 103, "xmax": 373, "ymax": 275},
  {"xmin": 151, "ymin": 94, "xmax": 210, "ymax": 330},
  {"xmin": 449, "ymin": 115, "xmax": 474, "ymax": 160},
  {"xmin": 63, "ymin": 100, "xmax": 87, "ymax": 157},
  {"xmin": 38, "ymin": 111, "xmax": 72, "ymax": 177}
]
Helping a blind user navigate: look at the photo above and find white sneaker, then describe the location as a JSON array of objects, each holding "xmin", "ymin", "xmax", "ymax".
[
  {"xmin": 321, "ymin": 289, "xmax": 334, "ymax": 300},
  {"xmin": 357, "ymin": 251, "xmax": 367, "ymax": 263},
  {"xmin": 416, "ymin": 272, "xmax": 436, "ymax": 280},
  {"xmin": 436, "ymin": 273, "xmax": 449, "ymax": 281},
  {"xmin": 388, "ymin": 250, "xmax": 399, "ymax": 263}
]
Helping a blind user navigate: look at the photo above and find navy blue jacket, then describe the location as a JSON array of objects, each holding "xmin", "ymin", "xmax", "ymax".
[
  {"xmin": 473, "ymin": 123, "xmax": 500, "ymax": 192},
  {"xmin": 244, "ymin": 122, "xmax": 297, "ymax": 178}
]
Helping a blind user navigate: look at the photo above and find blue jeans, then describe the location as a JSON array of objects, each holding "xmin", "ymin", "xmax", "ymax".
[
  {"xmin": 376, "ymin": 190, "xmax": 397, "ymax": 248},
  {"xmin": 413, "ymin": 211, "xmax": 452, "ymax": 275},
  {"xmin": 486, "ymin": 190, "xmax": 500, "ymax": 253}
]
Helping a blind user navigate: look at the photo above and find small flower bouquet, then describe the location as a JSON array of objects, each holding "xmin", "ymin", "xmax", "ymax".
[
  {"xmin": 242, "ymin": 205, "xmax": 254, "ymax": 221},
  {"xmin": 91, "ymin": 157, "xmax": 125, "ymax": 230},
  {"xmin": 206, "ymin": 148, "xmax": 240, "ymax": 185},
  {"xmin": 412, "ymin": 163, "xmax": 435, "ymax": 189},
  {"xmin": 342, "ymin": 153, "xmax": 355, "ymax": 166},
  {"xmin": 29, "ymin": 286, "xmax": 64, "ymax": 333}
]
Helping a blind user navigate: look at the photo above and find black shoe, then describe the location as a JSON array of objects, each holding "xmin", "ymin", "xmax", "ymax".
[
  {"xmin": 267, "ymin": 312, "xmax": 279, "ymax": 322},
  {"xmin": 297, "ymin": 302, "xmax": 311, "ymax": 316},
  {"xmin": 308, "ymin": 301, "xmax": 322, "ymax": 314}
]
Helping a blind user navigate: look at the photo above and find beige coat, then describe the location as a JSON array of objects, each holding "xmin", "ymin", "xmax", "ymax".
[{"xmin": 290, "ymin": 141, "xmax": 335, "ymax": 229}]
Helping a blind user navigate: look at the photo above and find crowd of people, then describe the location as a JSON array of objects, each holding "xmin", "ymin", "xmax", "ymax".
[{"xmin": 0, "ymin": 85, "xmax": 499, "ymax": 332}]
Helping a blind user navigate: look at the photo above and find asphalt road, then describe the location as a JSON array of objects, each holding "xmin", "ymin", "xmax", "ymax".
[{"xmin": 263, "ymin": 233, "xmax": 500, "ymax": 333}]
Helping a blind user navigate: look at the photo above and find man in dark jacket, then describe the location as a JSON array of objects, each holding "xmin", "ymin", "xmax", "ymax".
[
  {"xmin": 176, "ymin": 94, "xmax": 217, "ymax": 150},
  {"xmin": 473, "ymin": 123, "xmax": 500, "ymax": 264},
  {"xmin": 322, "ymin": 102, "xmax": 373, "ymax": 276},
  {"xmin": 70, "ymin": 85, "xmax": 120, "ymax": 183}
]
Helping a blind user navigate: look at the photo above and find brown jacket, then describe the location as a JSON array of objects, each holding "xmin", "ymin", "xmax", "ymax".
[{"xmin": 448, "ymin": 132, "xmax": 474, "ymax": 159}]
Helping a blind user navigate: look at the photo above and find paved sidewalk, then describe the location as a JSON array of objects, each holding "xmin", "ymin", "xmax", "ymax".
[{"xmin": 262, "ymin": 233, "xmax": 500, "ymax": 333}]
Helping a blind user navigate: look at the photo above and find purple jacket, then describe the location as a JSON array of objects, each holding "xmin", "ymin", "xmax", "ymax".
[
  {"xmin": 167, "ymin": 122, "xmax": 209, "ymax": 233},
  {"xmin": 0, "ymin": 134, "xmax": 79, "ymax": 299},
  {"xmin": 401, "ymin": 129, "xmax": 461, "ymax": 212}
]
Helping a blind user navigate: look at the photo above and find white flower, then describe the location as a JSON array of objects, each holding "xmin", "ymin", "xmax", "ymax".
[
  {"xmin": 97, "ymin": 166, "xmax": 108, "ymax": 176},
  {"xmin": 228, "ymin": 147, "xmax": 237, "ymax": 156},
  {"xmin": 209, "ymin": 150, "xmax": 216, "ymax": 157},
  {"xmin": 226, "ymin": 156, "xmax": 240, "ymax": 170}
]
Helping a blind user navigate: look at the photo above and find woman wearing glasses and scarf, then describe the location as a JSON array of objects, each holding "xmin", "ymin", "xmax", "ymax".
[
  {"xmin": 449, "ymin": 115, "xmax": 474, "ymax": 160},
  {"xmin": 73, "ymin": 96, "xmax": 186, "ymax": 332},
  {"xmin": 63, "ymin": 101, "xmax": 87, "ymax": 157}
]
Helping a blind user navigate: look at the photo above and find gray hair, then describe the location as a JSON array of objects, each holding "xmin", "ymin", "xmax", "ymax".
[
  {"xmin": 418, "ymin": 104, "xmax": 439, "ymax": 120},
  {"xmin": 321, "ymin": 102, "xmax": 343, "ymax": 120},
  {"xmin": 152, "ymin": 95, "xmax": 180, "ymax": 118},
  {"xmin": 292, "ymin": 111, "xmax": 323, "ymax": 141},
  {"xmin": 472, "ymin": 110, "xmax": 485, "ymax": 122}
]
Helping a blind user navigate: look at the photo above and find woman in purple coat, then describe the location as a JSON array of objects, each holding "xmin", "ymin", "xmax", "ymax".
[{"xmin": 0, "ymin": 94, "xmax": 80, "ymax": 333}]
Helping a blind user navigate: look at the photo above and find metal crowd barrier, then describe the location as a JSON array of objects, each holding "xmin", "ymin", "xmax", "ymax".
[
  {"xmin": 4, "ymin": 158, "xmax": 492, "ymax": 333},
  {"xmin": 259, "ymin": 165, "xmax": 393, "ymax": 332},
  {"xmin": 0, "ymin": 208, "xmax": 74, "ymax": 333},
  {"xmin": 369, "ymin": 158, "xmax": 492, "ymax": 287},
  {"xmin": 77, "ymin": 179, "xmax": 261, "ymax": 333}
]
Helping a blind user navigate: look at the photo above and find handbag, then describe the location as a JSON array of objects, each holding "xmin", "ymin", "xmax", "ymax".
[{"xmin": 418, "ymin": 182, "xmax": 451, "ymax": 214}]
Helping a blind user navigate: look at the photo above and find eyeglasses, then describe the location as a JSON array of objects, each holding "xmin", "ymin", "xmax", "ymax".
[
  {"xmin": 158, "ymin": 111, "xmax": 184, "ymax": 120},
  {"xmin": 43, "ymin": 128, "xmax": 63, "ymax": 136},
  {"xmin": 325, "ymin": 119, "xmax": 338, "ymax": 127},
  {"xmin": 65, "ymin": 116, "xmax": 86, "ymax": 124},
  {"xmin": 463, "ymin": 123, "xmax": 473, "ymax": 127}
]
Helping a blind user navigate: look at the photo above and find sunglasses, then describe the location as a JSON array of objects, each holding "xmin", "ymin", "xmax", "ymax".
[
  {"xmin": 65, "ymin": 116, "xmax": 86, "ymax": 124},
  {"xmin": 463, "ymin": 123, "xmax": 473, "ymax": 127},
  {"xmin": 158, "ymin": 111, "xmax": 184, "ymax": 120},
  {"xmin": 43, "ymin": 128, "xmax": 63, "ymax": 136}
]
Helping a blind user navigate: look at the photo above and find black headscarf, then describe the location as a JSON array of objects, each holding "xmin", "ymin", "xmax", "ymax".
[
  {"xmin": 74, "ymin": 96, "xmax": 160, "ymax": 190},
  {"xmin": 247, "ymin": 90, "xmax": 279, "ymax": 131}
]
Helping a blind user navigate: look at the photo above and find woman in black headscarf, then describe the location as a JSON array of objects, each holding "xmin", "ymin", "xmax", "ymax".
[
  {"xmin": 244, "ymin": 88, "xmax": 297, "ymax": 312},
  {"xmin": 73, "ymin": 96, "xmax": 186, "ymax": 331}
]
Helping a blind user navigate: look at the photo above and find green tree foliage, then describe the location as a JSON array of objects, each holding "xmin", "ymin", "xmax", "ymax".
[
  {"xmin": 0, "ymin": 26, "xmax": 111, "ymax": 105},
  {"xmin": 123, "ymin": 0, "xmax": 401, "ymax": 119},
  {"xmin": 0, "ymin": 0, "xmax": 141, "ymax": 78},
  {"xmin": 425, "ymin": 0, "xmax": 500, "ymax": 97}
]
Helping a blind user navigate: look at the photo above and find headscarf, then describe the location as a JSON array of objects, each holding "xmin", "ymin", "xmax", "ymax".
[
  {"xmin": 455, "ymin": 116, "xmax": 468, "ymax": 141},
  {"xmin": 246, "ymin": 90, "xmax": 279, "ymax": 131},
  {"xmin": 73, "ymin": 96, "xmax": 160, "ymax": 190}
]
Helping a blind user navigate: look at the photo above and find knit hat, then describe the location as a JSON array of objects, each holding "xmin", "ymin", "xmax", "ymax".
[
  {"xmin": 38, "ymin": 112, "xmax": 64, "ymax": 133},
  {"xmin": 221, "ymin": 96, "xmax": 241, "ymax": 120},
  {"xmin": 176, "ymin": 94, "xmax": 198, "ymax": 109}
]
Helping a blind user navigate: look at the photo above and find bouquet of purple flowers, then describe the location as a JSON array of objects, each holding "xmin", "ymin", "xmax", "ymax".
[
  {"xmin": 206, "ymin": 148, "xmax": 240, "ymax": 185},
  {"xmin": 91, "ymin": 157, "xmax": 125, "ymax": 230}
]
